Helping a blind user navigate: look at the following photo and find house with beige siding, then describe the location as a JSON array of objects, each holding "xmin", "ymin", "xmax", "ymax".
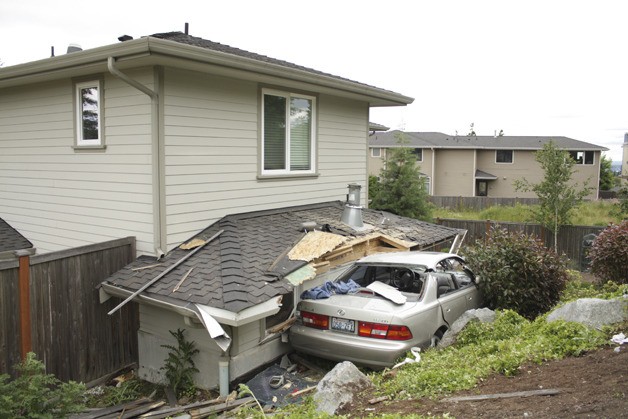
[
  {"xmin": 0, "ymin": 31, "xmax": 412, "ymax": 258},
  {"xmin": 0, "ymin": 30, "xmax": 426, "ymax": 391},
  {"xmin": 369, "ymin": 131, "xmax": 608, "ymax": 199}
]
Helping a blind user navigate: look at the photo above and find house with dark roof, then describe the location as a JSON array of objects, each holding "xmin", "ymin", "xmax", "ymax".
[
  {"xmin": 101, "ymin": 200, "xmax": 464, "ymax": 390},
  {"xmin": 0, "ymin": 218, "xmax": 35, "ymax": 261},
  {"xmin": 0, "ymin": 29, "xmax": 412, "ymax": 257},
  {"xmin": 369, "ymin": 131, "xmax": 608, "ymax": 198}
]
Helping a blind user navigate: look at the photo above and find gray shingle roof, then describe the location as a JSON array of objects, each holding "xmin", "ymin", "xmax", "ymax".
[
  {"xmin": 0, "ymin": 218, "xmax": 33, "ymax": 252},
  {"xmin": 150, "ymin": 32, "xmax": 392, "ymax": 95},
  {"xmin": 369, "ymin": 130, "xmax": 608, "ymax": 151},
  {"xmin": 102, "ymin": 201, "xmax": 461, "ymax": 313}
]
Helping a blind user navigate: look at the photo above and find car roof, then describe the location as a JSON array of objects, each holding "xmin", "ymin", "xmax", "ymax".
[{"xmin": 356, "ymin": 251, "xmax": 461, "ymax": 268}]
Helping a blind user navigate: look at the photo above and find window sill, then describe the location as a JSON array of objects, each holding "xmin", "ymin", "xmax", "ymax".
[
  {"xmin": 257, "ymin": 172, "xmax": 320, "ymax": 181},
  {"xmin": 72, "ymin": 145, "xmax": 107, "ymax": 152}
]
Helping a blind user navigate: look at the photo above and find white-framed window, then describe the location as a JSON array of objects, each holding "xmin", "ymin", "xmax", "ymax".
[
  {"xmin": 495, "ymin": 149, "xmax": 513, "ymax": 163},
  {"xmin": 371, "ymin": 147, "xmax": 381, "ymax": 158},
  {"xmin": 75, "ymin": 80, "xmax": 102, "ymax": 146},
  {"xmin": 569, "ymin": 150, "xmax": 594, "ymax": 165},
  {"xmin": 261, "ymin": 89, "xmax": 316, "ymax": 175}
]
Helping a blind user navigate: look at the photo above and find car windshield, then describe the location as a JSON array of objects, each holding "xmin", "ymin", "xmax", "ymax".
[{"xmin": 335, "ymin": 263, "xmax": 428, "ymax": 296}]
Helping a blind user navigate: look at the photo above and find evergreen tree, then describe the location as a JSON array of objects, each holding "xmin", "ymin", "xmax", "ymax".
[{"xmin": 370, "ymin": 133, "xmax": 432, "ymax": 220}]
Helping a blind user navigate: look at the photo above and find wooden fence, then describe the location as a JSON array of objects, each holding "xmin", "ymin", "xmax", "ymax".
[
  {"xmin": 429, "ymin": 196, "xmax": 541, "ymax": 211},
  {"xmin": 436, "ymin": 218, "xmax": 605, "ymax": 269},
  {"xmin": 0, "ymin": 237, "xmax": 139, "ymax": 382}
]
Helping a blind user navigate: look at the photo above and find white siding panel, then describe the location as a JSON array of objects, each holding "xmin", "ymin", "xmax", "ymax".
[
  {"xmin": 162, "ymin": 70, "xmax": 369, "ymax": 248},
  {"xmin": 0, "ymin": 75, "xmax": 155, "ymax": 255}
]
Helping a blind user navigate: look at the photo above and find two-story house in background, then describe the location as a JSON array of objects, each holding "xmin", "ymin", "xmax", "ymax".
[{"xmin": 369, "ymin": 131, "xmax": 608, "ymax": 199}]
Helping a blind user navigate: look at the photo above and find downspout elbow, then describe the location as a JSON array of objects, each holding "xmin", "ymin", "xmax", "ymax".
[{"xmin": 107, "ymin": 56, "xmax": 158, "ymax": 100}]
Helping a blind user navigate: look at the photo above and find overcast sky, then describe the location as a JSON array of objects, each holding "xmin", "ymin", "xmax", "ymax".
[{"xmin": 1, "ymin": 0, "xmax": 626, "ymax": 161}]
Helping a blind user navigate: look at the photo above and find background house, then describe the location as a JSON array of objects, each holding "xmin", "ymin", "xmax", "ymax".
[
  {"xmin": 0, "ymin": 30, "xmax": 413, "ymax": 258},
  {"xmin": 0, "ymin": 218, "xmax": 35, "ymax": 261},
  {"xmin": 369, "ymin": 131, "xmax": 608, "ymax": 198}
]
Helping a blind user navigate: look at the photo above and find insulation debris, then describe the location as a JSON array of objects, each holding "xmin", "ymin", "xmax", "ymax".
[{"xmin": 288, "ymin": 231, "xmax": 347, "ymax": 262}]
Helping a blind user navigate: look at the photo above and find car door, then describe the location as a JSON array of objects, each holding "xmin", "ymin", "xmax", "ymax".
[
  {"xmin": 433, "ymin": 272, "xmax": 468, "ymax": 325},
  {"xmin": 446, "ymin": 257, "xmax": 481, "ymax": 310}
]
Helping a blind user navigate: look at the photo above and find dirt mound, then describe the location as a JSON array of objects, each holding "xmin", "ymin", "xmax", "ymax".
[{"xmin": 343, "ymin": 345, "xmax": 627, "ymax": 418}]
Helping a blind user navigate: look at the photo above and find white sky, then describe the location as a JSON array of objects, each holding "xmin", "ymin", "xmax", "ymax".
[{"xmin": 1, "ymin": 0, "xmax": 626, "ymax": 161}]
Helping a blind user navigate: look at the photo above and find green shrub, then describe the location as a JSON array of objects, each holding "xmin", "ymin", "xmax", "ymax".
[
  {"xmin": 589, "ymin": 220, "xmax": 628, "ymax": 284},
  {"xmin": 161, "ymin": 328, "xmax": 199, "ymax": 399},
  {"xmin": 463, "ymin": 227, "xmax": 569, "ymax": 319},
  {"xmin": 0, "ymin": 352, "xmax": 85, "ymax": 418}
]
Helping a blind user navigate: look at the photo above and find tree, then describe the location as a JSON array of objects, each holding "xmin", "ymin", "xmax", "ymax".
[
  {"xmin": 598, "ymin": 154, "xmax": 615, "ymax": 191},
  {"xmin": 370, "ymin": 133, "xmax": 432, "ymax": 220},
  {"xmin": 514, "ymin": 141, "xmax": 592, "ymax": 249}
]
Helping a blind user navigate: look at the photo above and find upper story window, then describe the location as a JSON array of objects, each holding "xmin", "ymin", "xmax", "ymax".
[
  {"xmin": 496, "ymin": 149, "xmax": 513, "ymax": 163},
  {"xmin": 569, "ymin": 151, "xmax": 594, "ymax": 165},
  {"xmin": 413, "ymin": 148, "xmax": 423, "ymax": 162},
  {"xmin": 371, "ymin": 147, "xmax": 381, "ymax": 158},
  {"xmin": 75, "ymin": 80, "xmax": 103, "ymax": 147},
  {"xmin": 262, "ymin": 89, "xmax": 316, "ymax": 175}
]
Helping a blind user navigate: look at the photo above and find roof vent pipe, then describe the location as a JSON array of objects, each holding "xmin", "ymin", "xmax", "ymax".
[
  {"xmin": 67, "ymin": 44, "xmax": 82, "ymax": 53},
  {"xmin": 185, "ymin": 22, "xmax": 189, "ymax": 35},
  {"xmin": 341, "ymin": 183, "xmax": 364, "ymax": 228}
]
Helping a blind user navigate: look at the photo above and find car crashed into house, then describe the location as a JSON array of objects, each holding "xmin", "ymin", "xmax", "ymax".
[{"xmin": 289, "ymin": 251, "xmax": 482, "ymax": 368}]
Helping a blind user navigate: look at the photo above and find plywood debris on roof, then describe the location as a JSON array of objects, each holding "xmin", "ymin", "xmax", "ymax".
[
  {"xmin": 179, "ymin": 238, "xmax": 206, "ymax": 250},
  {"xmin": 288, "ymin": 231, "xmax": 347, "ymax": 262}
]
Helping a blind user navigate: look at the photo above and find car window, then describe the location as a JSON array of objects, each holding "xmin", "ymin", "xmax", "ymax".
[
  {"xmin": 337, "ymin": 264, "xmax": 424, "ymax": 295},
  {"xmin": 444, "ymin": 258, "xmax": 474, "ymax": 288}
]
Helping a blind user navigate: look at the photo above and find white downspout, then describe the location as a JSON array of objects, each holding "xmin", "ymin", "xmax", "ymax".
[
  {"xmin": 107, "ymin": 57, "xmax": 165, "ymax": 257},
  {"xmin": 430, "ymin": 147, "xmax": 435, "ymax": 195}
]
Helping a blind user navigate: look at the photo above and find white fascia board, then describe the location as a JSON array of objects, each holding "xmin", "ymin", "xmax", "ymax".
[
  {"xmin": 99, "ymin": 283, "xmax": 282, "ymax": 327},
  {"xmin": 0, "ymin": 37, "xmax": 413, "ymax": 106}
]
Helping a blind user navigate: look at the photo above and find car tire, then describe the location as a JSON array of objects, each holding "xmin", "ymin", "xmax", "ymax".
[{"xmin": 430, "ymin": 330, "xmax": 445, "ymax": 347}]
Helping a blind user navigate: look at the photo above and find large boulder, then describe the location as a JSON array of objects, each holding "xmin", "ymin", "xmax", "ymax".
[
  {"xmin": 313, "ymin": 361, "xmax": 372, "ymax": 415},
  {"xmin": 439, "ymin": 308, "xmax": 496, "ymax": 348},
  {"xmin": 546, "ymin": 297, "xmax": 628, "ymax": 329}
]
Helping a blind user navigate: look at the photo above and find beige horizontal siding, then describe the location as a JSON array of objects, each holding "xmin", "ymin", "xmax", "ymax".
[
  {"xmin": 162, "ymin": 69, "xmax": 369, "ymax": 249},
  {"xmin": 0, "ymin": 72, "xmax": 155, "ymax": 255}
]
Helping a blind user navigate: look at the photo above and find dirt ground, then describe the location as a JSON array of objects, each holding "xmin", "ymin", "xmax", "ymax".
[{"xmin": 341, "ymin": 345, "xmax": 627, "ymax": 418}]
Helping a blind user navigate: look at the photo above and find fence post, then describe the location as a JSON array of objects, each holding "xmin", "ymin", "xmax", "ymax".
[
  {"xmin": 485, "ymin": 219, "xmax": 491, "ymax": 244},
  {"xmin": 15, "ymin": 250, "xmax": 32, "ymax": 359}
]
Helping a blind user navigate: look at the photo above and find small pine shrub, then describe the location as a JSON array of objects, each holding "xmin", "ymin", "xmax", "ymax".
[
  {"xmin": 588, "ymin": 220, "xmax": 628, "ymax": 284},
  {"xmin": 0, "ymin": 352, "xmax": 85, "ymax": 418},
  {"xmin": 463, "ymin": 227, "xmax": 569, "ymax": 319},
  {"xmin": 161, "ymin": 328, "xmax": 200, "ymax": 399}
]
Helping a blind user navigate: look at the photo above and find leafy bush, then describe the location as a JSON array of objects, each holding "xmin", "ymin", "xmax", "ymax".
[
  {"xmin": 588, "ymin": 220, "xmax": 628, "ymax": 284},
  {"xmin": 463, "ymin": 227, "xmax": 569, "ymax": 319},
  {"xmin": 561, "ymin": 278, "xmax": 628, "ymax": 302},
  {"xmin": 161, "ymin": 328, "xmax": 199, "ymax": 399},
  {"xmin": 0, "ymin": 352, "xmax": 85, "ymax": 418}
]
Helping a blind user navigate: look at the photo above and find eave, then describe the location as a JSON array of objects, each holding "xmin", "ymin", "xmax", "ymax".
[{"xmin": 0, "ymin": 37, "xmax": 413, "ymax": 107}]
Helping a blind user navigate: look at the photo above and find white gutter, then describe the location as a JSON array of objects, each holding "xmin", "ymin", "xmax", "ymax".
[{"xmin": 107, "ymin": 56, "xmax": 165, "ymax": 258}]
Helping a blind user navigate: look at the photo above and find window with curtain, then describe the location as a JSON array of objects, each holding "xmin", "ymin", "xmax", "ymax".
[{"xmin": 262, "ymin": 90, "xmax": 315, "ymax": 174}]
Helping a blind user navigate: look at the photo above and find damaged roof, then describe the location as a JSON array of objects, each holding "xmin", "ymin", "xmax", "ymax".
[
  {"xmin": 102, "ymin": 201, "xmax": 462, "ymax": 313},
  {"xmin": 0, "ymin": 218, "xmax": 33, "ymax": 253}
]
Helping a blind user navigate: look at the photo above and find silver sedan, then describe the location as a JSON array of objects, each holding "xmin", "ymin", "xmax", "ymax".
[{"xmin": 289, "ymin": 251, "xmax": 482, "ymax": 368}]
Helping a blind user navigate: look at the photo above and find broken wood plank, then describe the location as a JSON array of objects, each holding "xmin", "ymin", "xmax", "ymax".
[
  {"xmin": 118, "ymin": 401, "xmax": 165, "ymax": 419},
  {"xmin": 368, "ymin": 395, "xmax": 391, "ymax": 404},
  {"xmin": 288, "ymin": 385, "xmax": 317, "ymax": 398},
  {"xmin": 131, "ymin": 263, "xmax": 162, "ymax": 272},
  {"xmin": 72, "ymin": 398, "xmax": 154, "ymax": 419},
  {"xmin": 441, "ymin": 388, "xmax": 561, "ymax": 403},
  {"xmin": 268, "ymin": 316, "xmax": 296, "ymax": 334},
  {"xmin": 189, "ymin": 397, "xmax": 254, "ymax": 417},
  {"xmin": 108, "ymin": 229, "xmax": 223, "ymax": 315},
  {"xmin": 137, "ymin": 398, "xmax": 223, "ymax": 418},
  {"xmin": 173, "ymin": 267, "xmax": 194, "ymax": 292}
]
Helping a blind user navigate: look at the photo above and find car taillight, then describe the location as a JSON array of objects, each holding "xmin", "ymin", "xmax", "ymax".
[
  {"xmin": 300, "ymin": 311, "xmax": 329, "ymax": 329},
  {"xmin": 358, "ymin": 322, "xmax": 413, "ymax": 340}
]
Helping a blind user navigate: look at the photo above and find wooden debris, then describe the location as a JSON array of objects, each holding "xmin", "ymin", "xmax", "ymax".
[
  {"xmin": 441, "ymin": 388, "xmax": 561, "ymax": 403},
  {"xmin": 131, "ymin": 264, "xmax": 162, "ymax": 272},
  {"xmin": 173, "ymin": 267, "xmax": 194, "ymax": 292},
  {"xmin": 368, "ymin": 395, "xmax": 391, "ymax": 404},
  {"xmin": 288, "ymin": 385, "xmax": 317, "ymax": 398},
  {"xmin": 268, "ymin": 316, "xmax": 296, "ymax": 334},
  {"xmin": 179, "ymin": 238, "xmax": 206, "ymax": 250},
  {"xmin": 188, "ymin": 397, "xmax": 254, "ymax": 417},
  {"xmin": 288, "ymin": 231, "xmax": 347, "ymax": 262}
]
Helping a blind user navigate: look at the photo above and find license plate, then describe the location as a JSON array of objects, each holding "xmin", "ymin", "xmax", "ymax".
[{"xmin": 331, "ymin": 317, "xmax": 355, "ymax": 333}]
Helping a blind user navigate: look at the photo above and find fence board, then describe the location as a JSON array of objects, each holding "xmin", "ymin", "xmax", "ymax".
[
  {"xmin": 430, "ymin": 196, "xmax": 541, "ymax": 211},
  {"xmin": 0, "ymin": 237, "xmax": 138, "ymax": 382},
  {"xmin": 436, "ymin": 218, "xmax": 605, "ymax": 269}
]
